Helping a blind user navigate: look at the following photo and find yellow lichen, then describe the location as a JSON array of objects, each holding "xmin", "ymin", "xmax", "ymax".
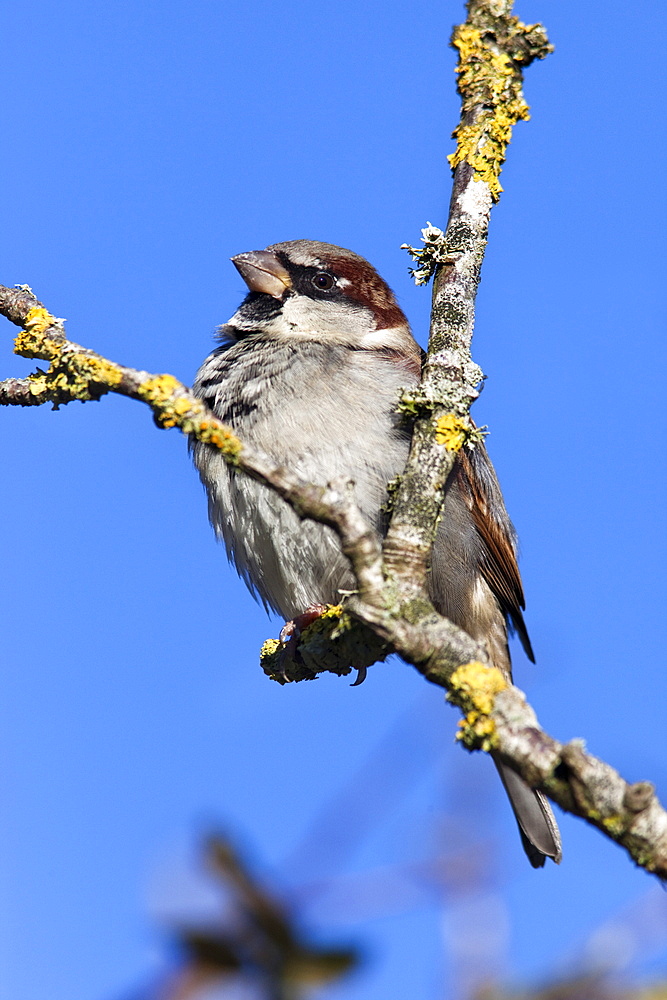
[
  {"xmin": 456, "ymin": 710, "xmax": 497, "ymax": 751},
  {"xmin": 71, "ymin": 353, "xmax": 123, "ymax": 388},
  {"xmin": 15, "ymin": 327, "xmax": 124, "ymax": 403},
  {"xmin": 260, "ymin": 638, "xmax": 282, "ymax": 659},
  {"xmin": 601, "ymin": 814, "xmax": 626, "ymax": 837},
  {"xmin": 136, "ymin": 376, "xmax": 242, "ymax": 452},
  {"xmin": 156, "ymin": 394, "xmax": 197, "ymax": 429},
  {"xmin": 450, "ymin": 660, "xmax": 507, "ymax": 715},
  {"xmin": 193, "ymin": 419, "xmax": 243, "ymax": 459},
  {"xmin": 434, "ymin": 413, "xmax": 469, "ymax": 451},
  {"xmin": 42, "ymin": 352, "xmax": 124, "ymax": 403},
  {"xmin": 27, "ymin": 372, "xmax": 48, "ymax": 396},
  {"xmin": 259, "ymin": 638, "xmax": 287, "ymax": 683},
  {"xmin": 447, "ymin": 20, "xmax": 545, "ymax": 200},
  {"xmin": 448, "ymin": 660, "xmax": 507, "ymax": 749},
  {"xmin": 24, "ymin": 307, "xmax": 57, "ymax": 334},
  {"xmin": 173, "ymin": 397, "xmax": 193, "ymax": 416},
  {"xmin": 318, "ymin": 604, "xmax": 344, "ymax": 623},
  {"xmin": 137, "ymin": 374, "xmax": 183, "ymax": 405},
  {"xmin": 298, "ymin": 604, "xmax": 348, "ymax": 645},
  {"xmin": 14, "ymin": 308, "xmax": 63, "ymax": 361}
]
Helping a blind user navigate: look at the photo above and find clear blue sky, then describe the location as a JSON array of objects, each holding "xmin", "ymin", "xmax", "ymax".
[{"xmin": 1, "ymin": 1, "xmax": 666, "ymax": 998}]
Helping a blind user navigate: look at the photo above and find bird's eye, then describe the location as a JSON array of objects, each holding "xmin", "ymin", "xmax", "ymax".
[{"xmin": 311, "ymin": 271, "xmax": 335, "ymax": 290}]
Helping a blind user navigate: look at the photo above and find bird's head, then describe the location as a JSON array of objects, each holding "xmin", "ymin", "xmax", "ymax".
[{"xmin": 223, "ymin": 239, "xmax": 417, "ymax": 358}]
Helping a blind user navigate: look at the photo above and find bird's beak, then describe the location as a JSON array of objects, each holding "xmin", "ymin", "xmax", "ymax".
[{"xmin": 231, "ymin": 250, "xmax": 292, "ymax": 299}]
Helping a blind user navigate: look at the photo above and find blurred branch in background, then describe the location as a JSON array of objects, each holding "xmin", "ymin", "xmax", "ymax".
[{"xmin": 123, "ymin": 835, "xmax": 358, "ymax": 1000}]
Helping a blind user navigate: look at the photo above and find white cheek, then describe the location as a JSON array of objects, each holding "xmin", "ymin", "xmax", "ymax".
[
  {"xmin": 358, "ymin": 326, "xmax": 413, "ymax": 350},
  {"xmin": 281, "ymin": 296, "xmax": 373, "ymax": 339}
]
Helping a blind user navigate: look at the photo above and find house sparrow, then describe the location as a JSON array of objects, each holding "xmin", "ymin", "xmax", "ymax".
[{"xmin": 192, "ymin": 240, "xmax": 562, "ymax": 868}]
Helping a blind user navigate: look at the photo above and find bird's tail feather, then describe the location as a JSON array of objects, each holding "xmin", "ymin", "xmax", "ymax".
[{"xmin": 492, "ymin": 755, "xmax": 562, "ymax": 868}]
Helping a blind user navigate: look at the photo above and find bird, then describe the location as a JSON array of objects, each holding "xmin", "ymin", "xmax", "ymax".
[{"xmin": 191, "ymin": 239, "xmax": 562, "ymax": 868}]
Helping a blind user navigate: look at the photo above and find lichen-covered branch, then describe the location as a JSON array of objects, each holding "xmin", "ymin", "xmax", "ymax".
[
  {"xmin": 3, "ymin": 2, "xmax": 666, "ymax": 877},
  {"xmin": 448, "ymin": 7, "xmax": 552, "ymax": 201},
  {"xmin": 387, "ymin": 0, "xmax": 552, "ymax": 600},
  {"xmin": 165, "ymin": 834, "xmax": 359, "ymax": 997}
]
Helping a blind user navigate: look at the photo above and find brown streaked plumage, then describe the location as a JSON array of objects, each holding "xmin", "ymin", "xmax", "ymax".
[{"xmin": 455, "ymin": 448, "xmax": 534, "ymax": 661}]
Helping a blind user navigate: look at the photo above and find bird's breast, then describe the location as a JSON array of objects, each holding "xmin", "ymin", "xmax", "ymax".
[{"xmin": 192, "ymin": 339, "xmax": 414, "ymax": 617}]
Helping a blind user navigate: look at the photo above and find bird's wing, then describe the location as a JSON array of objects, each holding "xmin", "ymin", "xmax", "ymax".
[{"xmin": 454, "ymin": 444, "xmax": 534, "ymax": 662}]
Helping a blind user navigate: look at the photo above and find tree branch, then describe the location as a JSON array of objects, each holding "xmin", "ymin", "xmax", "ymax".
[
  {"xmin": 3, "ymin": 2, "xmax": 665, "ymax": 877},
  {"xmin": 391, "ymin": 2, "xmax": 552, "ymax": 595}
]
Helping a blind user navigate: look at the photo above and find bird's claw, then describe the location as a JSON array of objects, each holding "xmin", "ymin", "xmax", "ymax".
[
  {"xmin": 275, "ymin": 604, "xmax": 329, "ymax": 680},
  {"xmin": 278, "ymin": 604, "xmax": 368, "ymax": 686},
  {"xmin": 279, "ymin": 604, "xmax": 328, "ymax": 645}
]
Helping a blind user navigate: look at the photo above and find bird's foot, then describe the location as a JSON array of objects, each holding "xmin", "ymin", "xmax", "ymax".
[
  {"xmin": 277, "ymin": 604, "xmax": 367, "ymax": 686},
  {"xmin": 279, "ymin": 604, "xmax": 329, "ymax": 645},
  {"xmin": 273, "ymin": 604, "xmax": 329, "ymax": 682}
]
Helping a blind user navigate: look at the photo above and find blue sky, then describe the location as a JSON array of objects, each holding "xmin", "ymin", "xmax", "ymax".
[{"xmin": 1, "ymin": 1, "xmax": 666, "ymax": 998}]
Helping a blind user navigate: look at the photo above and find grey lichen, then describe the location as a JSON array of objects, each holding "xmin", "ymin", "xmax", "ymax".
[{"xmin": 401, "ymin": 224, "xmax": 464, "ymax": 286}]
